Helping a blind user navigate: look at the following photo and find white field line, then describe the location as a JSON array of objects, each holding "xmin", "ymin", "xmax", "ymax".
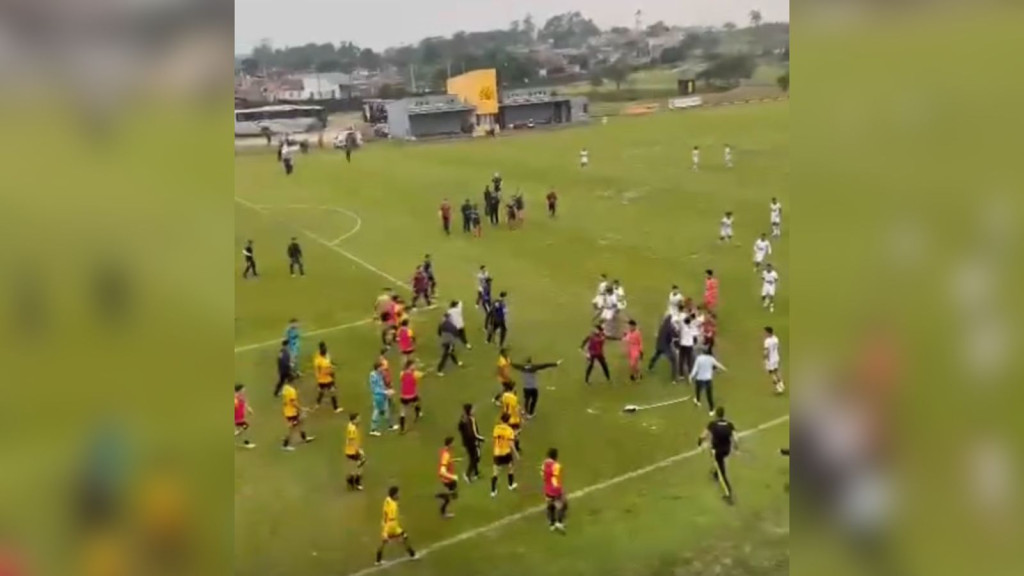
[
  {"xmin": 346, "ymin": 414, "xmax": 790, "ymax": 576},
  {"xmin": 633, "ymin": 395, "xmax": 693, "ymax": 411},
  {"xmin": 234, "ymin": 304, "xmax": 439, "ymax": 354},
  {"xmin": 235, "ymin": 197, "xmax": 408, "ymax": 288},
  {"xmin": 253, "ymin": 204, "xmax": 363, "ymax": 245}
]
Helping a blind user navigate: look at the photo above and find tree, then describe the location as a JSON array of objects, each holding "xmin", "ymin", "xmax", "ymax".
[
  {"xmin": 522, "ymin": 14, "xmax": 537, "ymax": 40},
  {"xmin": 588, "ymin": 71, "xmax": 605, "ymax": 87},
  {"xmin": 602, "ymin": 59, "xmax": 631, "ymax": 90},
  {"xmin": 539, "ymin": 11, "xmax": 601, "ymax": 48},
  {"xmin": 357, "ymin": 48, "xmax": 382, "ymax": 71},
  {"xmin": 777, "ymin": 71, "xmax": 789, "ymax": 92},
  {"xmin": 697, "ymin": 54, "xmax": 757, "ymax": 88},
  {"xmin": 240, "ymin": 57, "xmax": 260, "ymax": 76},
  {"xmin": 723, "ymin": 22, "xmax": 738, "ymax": 31},
  {"xmin": 645, "ymin": 21, "xmax": 670, "ymax": 37},
  {"xmin": 658, "ymin": 44, "xmax": 689, "ymax": 65},
  {"xmin": 749, "ymin": 9, "xmax": 763, "ymax": 28},
  {"xmin": 609, "ymin": 26, "xmax": 630, "ymax": 35},
  {"xmin": 315, "ymin": 60, "xmax": 344, "ymax": 73}
]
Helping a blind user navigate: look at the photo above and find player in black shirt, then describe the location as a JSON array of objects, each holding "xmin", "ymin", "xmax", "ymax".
[
  {"xmin": 287, "ymin": 237, "xmax": 304, "ymax": 277},
  {"xmin": 491, "ymin": 172, "xmax": 503, "ymax": 194},
  {"xmin": 485, "ymin": 292, "xmax": 508, "ymax": 346},
  {"xmin": 698, "ymin": 406, "xmax": 738, "ymax": 504},
  {"xmin": 457, "ymin": 403, "xmax": 485, "ymax": 481},
  {"xmin": 423, "ymin": 254, "xmax": 436, "ymax": 296},
  {"xmin": 460, "ymin": 199, "xmax": 472, "ymax": 233},
  {"xmin": 242, "ymin": 240, "xmax": 258, "ymax": 279}
]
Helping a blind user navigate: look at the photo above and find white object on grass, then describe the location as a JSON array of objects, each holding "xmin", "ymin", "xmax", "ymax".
[{"xmin": 622, "ymin": 396, "xmax": 692, "ymax": 413}]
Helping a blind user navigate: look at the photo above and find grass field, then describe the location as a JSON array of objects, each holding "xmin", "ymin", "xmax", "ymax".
[{"xmin": 234, "ymin": 102, "xmax": 789, "ymax": 576}]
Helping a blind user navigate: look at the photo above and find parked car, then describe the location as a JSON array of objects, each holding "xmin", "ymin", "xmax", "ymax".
[{"xmin": 333, "ymin": 130, "xmax": 363, "ymax": 149}]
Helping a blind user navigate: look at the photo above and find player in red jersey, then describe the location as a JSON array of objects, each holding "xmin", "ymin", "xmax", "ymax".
[
  {"xmin": 701, "ymin": 309, "xmax": 717, "ymax": 355},
  {"xmin": 436, "ymin": 436, "xmax": 460, "ymax": 518},
  {"xmin": 623, "ymin": 320, "xmax": 644, "ymax": 382},
  {"xmin": 439, "ymin": 198, "xmax": 452, "ymax": 236},
  {"xmin": 703, "ymin": 269, "xmax": 719, "ymax": 311},
  {"xmin": 411, "ymin": 266, "xmax": 431, "ymax": 309},
  {"xmin": 542, "ymin": 448, "xmax": 567, "ymax": 532},
  {"xmin": 546, "ymin": 188, "xmax": 558, "ymax": 217},
  {"xmin": 580, "ymin": 325, "xmax": 611, "ymax": 384},
  {"xmin": 398, "ymin": 360, "xmax": 424, "ymax": 433},
  {"xmin": 234, "ymin": 383, "xmax": 255, "ymax": 448},
  {"xmin": 396, "ymin": 319, "xmax": 416, "ymax": 363}
]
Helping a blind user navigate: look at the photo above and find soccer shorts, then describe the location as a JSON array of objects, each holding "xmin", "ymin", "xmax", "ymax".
[
  {"xmin": 493, "ymin": 453, "xmax": 514, "ymax": 467},
  {"xmin": 345, "ymin": 451, "xmax": 365, "ymax": 462},
  {"xmin": 285, "ymin": 415, "xmax": 301, "ymax": 427},
  {"xmin": 761, "ymin": 285, "xmax": 776, "ymax": 298},
  {"xmin": 317, "ymin": 381, "xmax": 336, "ymax": 391},
  {"xmin": 764, "ymin": 359, "xmax": 780, "ymax": 372},
  {"xmin": 400, "ymin": 396, "xmax": 419, "ymax": 406},
  {"xmin": 442, "ymin": 480, "xmax": 458, "ymax": 493},
  {"xmin": 382, "ymin": 524, "xmax": 405, "ymax": 541},
  {"xmin": 235, "ymin": 421, "xmax": 248, "ymax": 430}
]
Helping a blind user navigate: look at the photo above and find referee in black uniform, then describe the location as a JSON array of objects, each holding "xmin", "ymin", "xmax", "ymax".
[
  {"xmin": 287, "ymin": 237, "xmax": 304, "ymax": 277},
  {"xmin": 457, "ymin": 403, "xmax": 485, "ymax": 482},
  {"xmin": 242, "ymin": 239, "xmax": 258, "ymax": 279},
  {"xmin": 698, "ymin": 406, "xmax": 738, "ymax": 504}
]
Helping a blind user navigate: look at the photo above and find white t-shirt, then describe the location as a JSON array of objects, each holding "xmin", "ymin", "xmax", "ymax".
[
  {"xmin": 753, "ymin": 239, "xmax": 772, "ymax": 262},
  {"xmin": 770, "ymin": 202, "xmax": 782, "ymax": 224},
  {"xmin": 692, "ymin": 149, "xmax": 700, "ymax": 163},
  {"xmin": 593, "ymin": 293, "xmax": 619, "ymax": 320},
  {"xmin": 763, "ymin": 335, "xmax": 781, "ymax": 369},
  {"xmin": 679, "ymin": 322, "xmax": 699, "ymax": 347},
  {"xmin": 476, "ymin": 271, "xmax": 489, "ymax": 292},
  {"xmin": 666, "ymin": 291, "xmax": 684, "ymax": 315},
  {"xmin": 613, "ymin": 285, "xmax": 626, "ymax": 308},
  {"xmin": 761, "ymin": 269, "xmax": 779, "ymax": 295},
  {"xmin": 720, "ymin": 215, "xmax": 733, "ymax": 235},
  {"xmin": 596, "ymin": 280, "xmax": 609, "ymax": 297},
  {"xmin": 725, "ymin": 146, "xmax": 733, "ymax": 160},
  {"xmin": 580, "ymin": 150, "xmax": 589, "ymax": 164},
  {"xmin": 447, "ymin": 303, "xmax": 464, "ymax": 329}
]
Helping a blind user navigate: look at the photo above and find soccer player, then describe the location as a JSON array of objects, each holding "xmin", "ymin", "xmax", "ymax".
[
  {"xmin": 753, "ymin": 233, "xmax": 772, "ymax": 272},
  {"xmin": 242, "ymin": 240, "xmax": 257, "ymax": 279},
  {"xmin": 280, "ymin": 381, "xmax": 314, "ymax": 450},
  {"xmin": 581, "ymin": 326, "xmax": 611, "ymax": 385},
  {"xmin": 546, "ymin": 188, "xmax": 558, "ymax": 217},
  {"xmin": 648, "ymin": 314, "xmax": 678, "ymax": 377},
  {"xmin": 447, "ymin": 300, "xmax": 470, "ymax": 349},
  {"xmin": 398, "ymin": 360, "xmax": 424, "ymax": 433},
  {"xmin": 676, "ymin": 315, "xmax": 699, "ymax": 382},
  {"xmin": 624, "ymin": 320, "xmax": 644, "ymax": 382},
  {"xmin": 234, "ymin": 384, "xmax": 255, "ymax": 449},
  {"xmin": 704, "ymin": 270, "xmax": 719, "ymax": 311},
  {"xmin": 483, "ymin": 186, "xmax": 494, "ymax": 224},
  {"xmin": 423, "ymin": 254, "xmax": 437, "ymax": 297},
  {"xmin": 458, "ymin": 403, "xmax": 485, "ymax": 481},
  {"xmin": 698, "ymin": 407, "xmax": 738, "ymax": 504},
  {"xmin": 287, "ymin": 237, "xmax": 304, "ymax": 277},
  {"xmin": 436, "ymin": 313, "xmax": 463, "ymax": 376},
  {"xmin": 490, "ymin": 413, "xmax": 519, "ymax": 497},
  {"xmin": 439, "ymin": 199, "xmax": 452, "ymax": 236},
  {"xmin": 494, "ymin": 347, "xmax": 512, "ymax": 404},
  {"xmin": 761, "ymin": 263, "xmax": 779, "ymax": 313},
  {"xmin": 491, "ymin": 172, "xmax": 503, "ymax": 194},
  {"xmin": 368, "ymin": 360, "xmax": 396, "ymax": 436},
  {"xmin": 499, "ymin": 381, "xmax": 523, "ymax": 453},
  {"xmin": 410, "ymin": 266, "xmax": 431, "ymax": 309},
  {"xmin": 505, "ymin": 199, "xmax": 517, "ymax": 229},
  {"xmin": 724, "ymin": 144, "xmax": 733, "ymax": 168},
  {"xmin": 470, "ymin": 203, "xmax": 483, "ymax": 237},
  {"xmin": 592, "ymin": 286, "xmax": 619, "ymax": 335},
  {"xmin": 665, "ymin": 285, "xmax": 684, "ymax": 316},
  {"xmin": 595, "ymin": 273, "xmax": 610, "ymax": 297},
  {"xmin": 396, "ymin": 319, "xmax": 416, "ymax": 364},
  {"xmin": 475, "ymin": 266, "xmax": 490, "ymax": 308},
  {"xmin": 770, "ymin": 197, "xmax": 783, "ymax": 237},
  {"xmin": 375, "ymin": 486, "xmax": 417, "ymax": 565},
  {"xmin": 285, "ymin": 318, "xmax": 301, "ymax": 374},
  {"xmin": 542, "ymin": 448, "xmax": 568, "ymax": 532},
  {"xmin": 460, "ymin": 198, "xmax": 472, "ymax": 233},
  {"xmin": 392, "ymin": 296, "xmax": 409, "ymax": 326},
  {"xmin": 281, "ymin": 141, "xmax": 295, "ymax": 175},
  {"xmin": 485, "ymin": 291, "xmax": 509, "ymax": 346},
  {"xmin": 510, "ymin": 357, "xmax": 562, "ymax": 418},
  {"xmin": 763, "ymin": 326, "xmax": 785, "ymax": 393},
  {"xmin": 719, "ymin": 211, "xmax": 734, "ymax": 243},
  {"xmin": 345, "ymin": 413, "xmax": 366, "ymax": 490},
  {"xmin": 313, "ymin": 341, "xmax": 343, "ymax": 413},
  {"xmin": 375, "ymin": 288, "xmax": 394, "ymax": 323},
  {"xmin": 690, "ymin": 348, "xmax": 727, "ymax": 415},
  {"xmin": 274, "ymin": 339, "xmax": 294, "ymax": 397},
  {"xmin": 514, "ymin": 192, "xmax": 525, "ymax": 224},
  {"xmin": 436, "ymin": 437, "xmax": 459, "ymax": 517},
  {"xmin": 691, "ymin": 145, "xmax": 700, "ymax": 171},
  {"xmin": 701, "ymin": 310, "xmax": 718, "ymax": 355},
  {"xmin": 579, "ymin": 147, "xmax": 589, "ymax": 168}
]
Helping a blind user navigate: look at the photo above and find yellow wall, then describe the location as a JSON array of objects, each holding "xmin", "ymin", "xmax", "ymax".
[{"xmin": 446, "ymin": 69, "xmax": 498, "ymax": 116}]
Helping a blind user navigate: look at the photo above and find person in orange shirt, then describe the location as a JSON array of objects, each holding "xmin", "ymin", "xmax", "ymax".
[
  {"xmin": 396, "ymin": 319, "xmax": 416, "ymax": 363},
  {"xmin": 436, "ymin": 436, "xmax": 460, "ymax": 518},
  {"xmin": 398, "ymin": 360, "xmax": 424, "ymax": 433},
  {"xmin": 624, "ymin": 320, "xmax": 644, "ymax": 382},
  {"xmin": 704, "ymin": 269, "xmax": 719, "ymax": 311}
]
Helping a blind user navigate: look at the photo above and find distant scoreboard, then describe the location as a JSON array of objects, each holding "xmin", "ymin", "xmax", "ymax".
[{"xmin": 677, "ymin": 79, "xmax": 696, "ymax": 95}]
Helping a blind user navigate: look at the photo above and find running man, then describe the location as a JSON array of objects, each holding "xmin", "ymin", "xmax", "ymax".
[
  {"xmin": 234, "ymin": 383, "xmax": 255, "ymax": 449},
  {"xmin": 313, "ymin": 341, "xmax": 343, "ymax": 414},
  {"xmin": 436, "ymin": 437, "xmax": 460, "ymax": 518}
]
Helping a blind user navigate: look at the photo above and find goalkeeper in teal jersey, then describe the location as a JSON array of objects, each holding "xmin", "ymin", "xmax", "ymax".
[
  {"xmin": 285, "ymin": 319, "xmax": 301, "ymax": 374},
  {"xmin": 368, "ymin": 362, "xmax": 394, "ymax": 436}
]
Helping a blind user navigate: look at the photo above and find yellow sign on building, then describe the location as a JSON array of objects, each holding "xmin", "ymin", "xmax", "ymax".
[{"xmin": 446, "ymin": 69, "xmax": 498, "ymax": 115}]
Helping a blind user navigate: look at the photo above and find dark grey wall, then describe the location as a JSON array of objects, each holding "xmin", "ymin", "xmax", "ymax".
[
  {"xmin": 409, "ymin": 111, "xmax": 469, "ymax": 138},
  {"xmin": 502, "ymin": 103, "xmax": 558, "ymax": 126}
]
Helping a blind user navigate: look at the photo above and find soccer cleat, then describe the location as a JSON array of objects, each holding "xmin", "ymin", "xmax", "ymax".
[
  {"xmin": 245, "ymin": 443, "xmax": 257, "ymax": 449},
  {"xmin": 437, "ymin": 372, "xmax": 445, "ymax": 377},
  {"xmin": 355, "ymin": 485, "xmax": 364, "ymax": 491},
  {"xmin": 334, "ymin": 407, "xmax": 345, "ymax": 414},
  {"xmin": 304, "ymin": 436, "xmax": 316, "ymax": 443},
  {"xmin": 282, "ymin": 445, "xmax": 296, "ymax": 452},
  {"xmin": 490, "ymin": 491, "xmax": 497, "ymax": 498},
  {"xmin": 369, "ymin": 430, "xmax": 382, "ymax": 437},
  {"xmin": 466, "ymin": 344, "xmax": 473, "ymax": 349},
  {"xmin": 554, "ymin": 523, "xmax": 566, "ymax": 533},
  {"xmin": 693, "ymin": 397, "xmax": 700, "ymax": 406},
  {"xmin": 549, "ymin": 524, "xmax": 558, "ymax": 531},
  {"xmin": 442, "ymin": 512, "xmax": 455, "ymax": 519},
  {"xmin": 374, "ymin": 561, "xmax": 383, "ymax": 567},
  {"xmin": 508, "ymin": 483, "xmax": 519, "ymax": 491},
  {"xmin": 389, "ymin": 424, "xmax": 400, "ymax": 431},
  {"xmin": 709, "ymin": 410, "xmax": 716, "ymax": 417}
]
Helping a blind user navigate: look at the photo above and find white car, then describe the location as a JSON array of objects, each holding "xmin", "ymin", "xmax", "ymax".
[{"xmin": 333, "ymin": 130, "xmax": 363, "ymax": 149}]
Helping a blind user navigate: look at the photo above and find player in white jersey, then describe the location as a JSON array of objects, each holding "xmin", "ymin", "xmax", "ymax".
[
  {"xmin": 666, "ymin": 285, "xmax": 684, "ymax": 316},
  {"xmin": 770, "ymin": 197, "xmax": 782, "ymax": 237},
  {"xmin": 592, "ymin": 288, "xmax": 620, "ymax": 334},
  {"xmin": 763, "ymin": 326, "xmax": 784, "ymax": 393},
  {"xmin": 724, "ymin": 144, "xmax": 733, "ymax": 168},
  {"xmin": 719, "ymin": 211, "xmax": 734, "ymax": 243},
  {"xmin": 760, "ymin": 263, "xmax": 779, "ymax": 313},
  {"xmin": 580, "ymin": 148, "xmax": 589, "ymax": 168},
  {"xmin": 752, "ymin": 234, "xmax": 772, "ymax": 271},
  {"xmin": 691, "ymin": 146, "xmax": 700, "ymax": 171},
  {"xmin": 595, "ymin": 273, "xmax": 609, "ymax": 298},
  {"xmin": 611, "ymin": 280, "xmax": 626, "ymax": 308}
]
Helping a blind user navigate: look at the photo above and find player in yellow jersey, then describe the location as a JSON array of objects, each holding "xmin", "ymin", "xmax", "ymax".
[
  {"xmin": 313, "ymin": 341, "xmax": 343, "ymax": 414},
  {"xmin": 490, "ymin": 413, "xmax": 519, "ymax": 497},
  {"xmin": 500, "ymin": 381, "xmax": 523, "ymax": 453},
  {"xmin": 493, "ymin": 347, "xmax": 512, "ymax": 404},
  {"xmin": 345, "ymin": 412, "xmax": 366, "ymax": 491},
  {"xmin": 280, "ymin": 382, "xmax": 314, "ymax": 451},
  {"xmin": 375, "ymin": 486, "xmax": 417, "ymax": 566}
]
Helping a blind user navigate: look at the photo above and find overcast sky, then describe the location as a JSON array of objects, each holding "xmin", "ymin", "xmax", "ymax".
[{"xmin": 235, "ymin": 0, "xmax": 789, "ymax": 54}]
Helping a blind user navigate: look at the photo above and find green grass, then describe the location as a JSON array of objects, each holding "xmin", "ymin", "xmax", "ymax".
[{"xmin": 234, "ymin": 102, "xmax": 789, "ymax": 576}]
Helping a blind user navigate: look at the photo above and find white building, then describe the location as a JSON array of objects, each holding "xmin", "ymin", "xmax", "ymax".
[{"xmin": 275, "ymin": 73, "xmax": 353, "ymax": 101}]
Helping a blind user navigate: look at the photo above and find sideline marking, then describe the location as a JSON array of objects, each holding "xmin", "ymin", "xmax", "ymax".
[
  {"xmin": 254, "ymin": 203, "xmax": 363, "ymax": 245},
  {"xmin": 234, "ymin": 304, "xmax": 439, "ymax": 354},
  {"xmin": 236, "ymin": 196, "xmax": 408, "ymax": 288},
  {"xmin": 346, "ymin": 414, "xmax": 790, "ymax": 576}
]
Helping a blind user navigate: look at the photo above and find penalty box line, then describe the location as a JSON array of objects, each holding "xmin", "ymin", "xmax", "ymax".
[
  {"xmin": 235, "ymin": 196, "xmax": 409, "ymax": 289},
  {"xmin": 346, "ymin": 414, "xmax": 790, "ymax": 576}
]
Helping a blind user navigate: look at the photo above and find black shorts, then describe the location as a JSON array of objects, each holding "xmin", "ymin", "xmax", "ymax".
[
  {"xmin": 345, "ymin": 452, "xmax": 364, "ymax": 462},
  {"xmin": 493, "ymin": 453, "xmax": 514, "ymax": 467},
  {"xmin": 235, "ymin": 421, "xmax": 248, "ymax": 430},
  {"xmin": 318, "ymin": 381, "xmax": 335, "ymax": 390},
  {"xmin": 510, "ymin": 423, "xmax": 521, "ymax": 433},
  {"xmin": 380, "ymin": 312, "xmax": 391, "ymax": 323},
  {"xmin": 286, "ymin": 415, "xmax": 301, "ymax": 426},
  {"xmin": 442, "ymin": 480, "xmax": 458, "ymax": 493},
  {"xmin": 400, "ymin": 396, "xmax": 419, "ymax": 405}
]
